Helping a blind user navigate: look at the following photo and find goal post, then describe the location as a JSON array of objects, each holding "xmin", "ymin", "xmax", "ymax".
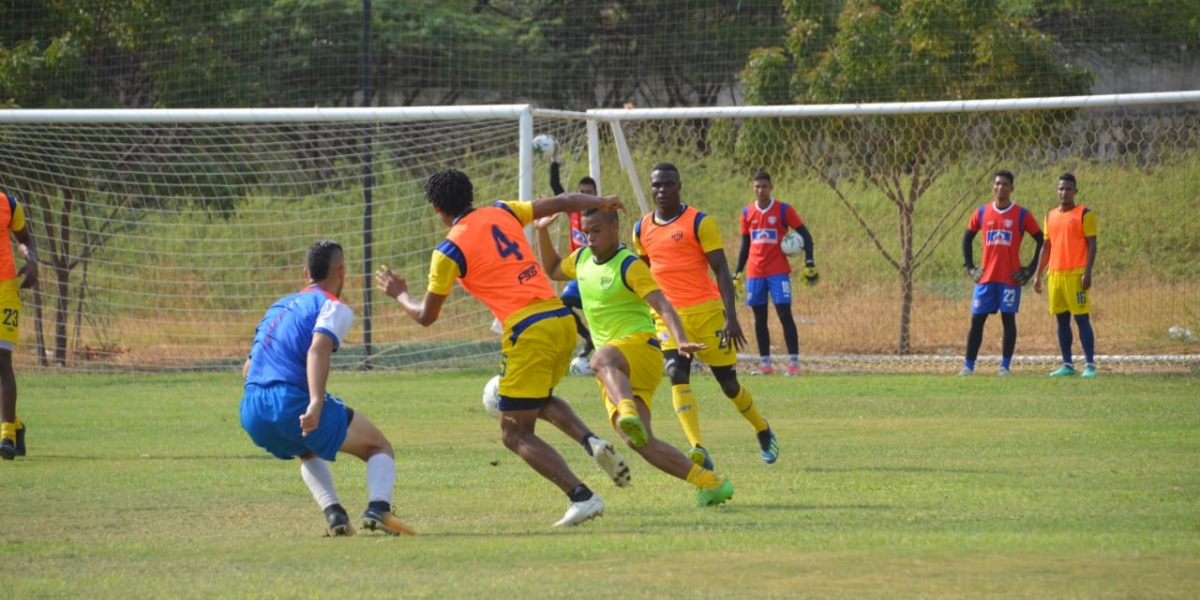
[
  {"xmin": 0, "ymin": 104, "xmax": 551, "ymax": 372},
  {"xmin": 572, "ymin": 91, "xmax": 1200, "ymax": 371}
]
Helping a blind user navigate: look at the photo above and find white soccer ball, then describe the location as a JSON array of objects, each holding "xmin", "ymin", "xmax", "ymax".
[
  {"xmin": 781, "ymin": 230, "xmax": 805, "ymax": 256},
  {"xmin": 482, "ymin": 375, "xmax": 502, "ymax": 419},
  {"xmin": 532, "ymin": 134, "xmax": 556, "ymax": 160},
  {"xmin": 569, "ymin": 356, "xmax": 593, "ymax": 376}
]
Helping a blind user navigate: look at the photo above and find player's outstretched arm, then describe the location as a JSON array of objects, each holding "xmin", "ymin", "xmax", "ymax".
[
  {"xmin": 534, "ymin": 215, "xmax": 569, "ymax": 281},
  {"xmin": 374, "ymin": 265, "xmax": 448, "ymax": 327},
  {"xmin": 645, "ymin": 290, "xmax": 706, "ymax": 359},
  {"xmin": 531, "ymin": 193, "xmax": 624, "ymax": 219}
]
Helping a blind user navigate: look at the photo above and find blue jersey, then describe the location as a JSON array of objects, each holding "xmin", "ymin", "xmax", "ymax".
[{"xmin": 245, "ymin": 285, "xmax": 353, "ymax": 390}]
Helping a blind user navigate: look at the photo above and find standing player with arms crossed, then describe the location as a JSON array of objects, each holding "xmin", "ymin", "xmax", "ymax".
[
  {"xmin": 374, "ymin": 169, "xmax": 629, "ymax": 527},
  {"xmin": 732, "ymin": 170, "xmax": 817, "ymax": 377},
  {"xmin": 632, "ymin": 163, "xmax": 779, "ymax": 469},
  {"xmin": 0, "ymin": 189, "xmax": 38, "ymax": 460},
  {"xmin": 536, "ymin": 207, "xmax": 735, "ymax": 507},
  {"xmin": 1034, "ymin": 173, "xmax": 1099, "ymax": 377},
  {"xmin": 958, "ymin": 170, "xmax": 1044, "ymax": 376},
  {"xmin": 548, "ymin": 156, "xmax": 597, "ymax": 366}
]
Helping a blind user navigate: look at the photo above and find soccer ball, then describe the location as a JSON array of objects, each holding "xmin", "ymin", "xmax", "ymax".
[
  {"xmin": 532, "ymin": 135, "xmax": 556, "ymax": 160},
  {"xmin": 482, "ymin": 375, "xmax": 502, "ymax": 419},
  {"xmin": 781, "ymin": 230, "xmax": 805, "ymax": 256},
  {"xmin": 569, "ymin": 356, "xmax": 593, "ymax": 376}
]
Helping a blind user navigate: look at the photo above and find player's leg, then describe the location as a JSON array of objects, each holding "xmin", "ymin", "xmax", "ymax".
[
  {"xmin": 746, "ymin": 277, "xmax": 773, "ymax": 374},
  {"xmin": 1047, "ymin": 272, "xmax": 1077, "ymax": 375},
  {"xmin": 774, "ymin": 301, "xmax": 800, "ymax": 375},
  {"xmin": 997, "ymin": 284, "xmax": 1020, "ymax": 374},
  {"xmin": 336, "ymin": 408, "xmax": 416, "ymax": 535},
  {"xmin": 961, "ymin": 283, "xmax": 996, "ymax": 375},
  {"xmin": 1052, "ymin": 312, "xmax": 1075, "ymax": 375},
  {"xmin": 711, "ymin": 364, "xmax": 778, "ymax": 464},
  {"xmin": 536, "ymin": 396, "xmax": 628, "ymax": 487},
  {"xmin": 561, "ymin": 281, "xmax": 594, "ymax": 358},
  {"xmin": 590, "ymin": 342, "xmax": 648, "ymax": 447},
  {"xmin": 1069, "ymin": 281, "xmax": 1096, "ymax": 376},
  {"xmin": 0, "ymin": 348, "xmax": 17, "ymax": 459},
  {"xmin": 767, "ymin": 275, "xmax": 799, "ymax": 375},
  {"xmin": 502, "ymin": 312, "xmax": 603, "ymax": 525}
]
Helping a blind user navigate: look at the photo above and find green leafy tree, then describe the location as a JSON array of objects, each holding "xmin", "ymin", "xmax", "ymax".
[{"xmin": 739, "ymin": 0, "xmax": 1093, "ymax": 354}]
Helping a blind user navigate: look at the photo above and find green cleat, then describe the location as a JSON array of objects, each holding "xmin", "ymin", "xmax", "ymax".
[
  {"xmin": 1081, "ymin": 364, "xmax": 1097, "ymax": 378},
  {"xmin": 1049, "ymin": 365, "xmax": 1077, "ymax": 377},
  {"xmin": 697, "ymin": 479, "xmax": 734, "ymax": 507},
  {"xmin": 617, "ymin": 414, "xmax": 649, "ymax": 447}
]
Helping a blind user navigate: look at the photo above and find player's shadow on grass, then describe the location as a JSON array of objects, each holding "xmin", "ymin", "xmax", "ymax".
[{"xmin": 805, "ymin": 465, "xmax": 1002, "ymax": 475}]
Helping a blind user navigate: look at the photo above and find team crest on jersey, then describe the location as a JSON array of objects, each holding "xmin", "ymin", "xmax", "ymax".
[
  {"xmin": 1004, "ymin": 219, "xmax": 1013, "ymax": 228},
  {"xmin": 768, "ymin": 215, "xmax": 777, "ymax": 225},
  {"xmin": 670, "ymin": 229, "xmax": 683, "ymax": 242},
  {"xmin": 600, "ymin": 276, "xmax": 614, "ymax": 289}
]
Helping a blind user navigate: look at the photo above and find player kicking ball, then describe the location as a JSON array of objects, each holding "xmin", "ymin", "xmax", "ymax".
[{"xmin": 535, "ymin": 208, "xmax": 734, "ymax": 507}]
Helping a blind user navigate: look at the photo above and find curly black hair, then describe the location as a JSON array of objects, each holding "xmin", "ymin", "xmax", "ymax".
[
  {"xmin": 306, "ymin": 240, "xmax": 343, "ymax": 281},
  {"xmin": 424, "ymin": 169, "xmax": 475, "ymax": 218}
]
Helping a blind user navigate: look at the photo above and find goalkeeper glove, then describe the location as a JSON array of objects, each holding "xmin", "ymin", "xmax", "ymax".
[
  {"xmin": 1011, "ymin": 265, "xmax": 1036, "ymax": 287},
  {"xmin": 801, "ymin": 263, "xmax": 819, "ymax": 287},
  {"xmin": 732, "ymin": 272, "xmax": 745, "ymax": 300},
  {"xmin": 967, "ymin": 266, "xmax": 983, "ymax": 283}
]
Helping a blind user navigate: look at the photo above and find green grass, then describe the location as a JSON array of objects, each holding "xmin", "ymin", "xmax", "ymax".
[{"xmin": 3, "ymin": 371, "xmax": 1198, "ymax": 598}]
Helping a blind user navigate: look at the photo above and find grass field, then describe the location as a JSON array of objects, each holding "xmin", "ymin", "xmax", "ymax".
[{"xmin": 3, "ymin": 370, "xmax": 1199, "ymax": 598}]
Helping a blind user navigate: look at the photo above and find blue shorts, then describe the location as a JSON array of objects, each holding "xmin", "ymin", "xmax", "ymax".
[
  {"xmin": 746, "ymin": 273, "xmax": 793, "ymax": 307},
  {"xmin": 971, "ymin": 282, "xmax": 1022, "ymax": 315},
  {"xmin": 241, "ymin": 383, "xmax": 349, "ymax": 461},
  {"xmin": 560, "ymin": 280, "xmax": 581, "ymax": 306}
]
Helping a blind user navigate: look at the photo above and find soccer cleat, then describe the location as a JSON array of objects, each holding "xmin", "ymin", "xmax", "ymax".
[
  {"xmin": 325, "ymin": 505, "xmax": 356, "ymax": 537},
  {"xmin": 1050, "ymin": 365, "xmax": 1077, "ymax": 377},
  {"xmin": 696, "ymin": 479, "xmax": 735, "ymax": 507},
  {"xmin": 361, "ymin": 503, "xmax": 417, "ymax": 536},
  {"xmin": 997, "ymin": 367, "xmax": 1011, "ymax": 376},
  {"xmin": 1081, "ymin": 365, "xmax": 1097, "ymax": 378},
  {"xmin": 553, "ymin": 494, "xmax": 604, "ymax": 527},
  {"xmin": 752, "ymin": 365, "xmax": 775, "ymax": 376},
  {"xmin": 15, "ymin": 422, "xmax": 25, "ymax": 457},
  {"xmin": 687, "ymin": 445, "xmax": 714, "ymax": 470},
  {"xmin": 589, "ymin": 437, "xmax": 631, "ymax": 488},
  {"xmin": 957, "ymin": 367, "xmax": 974, "ymax": 376},
  {"xmin": 785, "ymin": 364, "xmax": 800, "ymax": 377},
  {"xmin": 757, "ymin": 427, "xmax": 779, "ymax": 464},
  {"xmin": 0, "ymin": 437, "xmax": 14, "ymax": 461},
  {"xmin": 617, "ymin": 414, "xmax": 649, "ymax": 448}
]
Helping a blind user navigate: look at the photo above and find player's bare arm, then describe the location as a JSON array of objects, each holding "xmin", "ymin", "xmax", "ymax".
[
  {"xmin": 706, "ymin": 249, "xmax": 747, "ymax": 349},
  {"xmin": 533, "ymin": 216, "xmax": 569, "ymax": 281},
  {"xmin": 531, "ymin": 193, "xmax": 624, "ymax": 219},
  {"xmin": 1082, "ymin": 236, "xmax": 1097, "ymax": 290},
  {"xmin": 1033, "ymin": 236, "xmax": 1053, "ymax": 294},
  {"xmin": 645, "ymin": 290, "xmax": 707, "ymax": 359},
  {"xmin": 301, "ymin": 332, "xmax": 335, "ymax": 436},
  {"xmin": 374, "ymin": 265, "xmax": 448, "ymax": 326}
]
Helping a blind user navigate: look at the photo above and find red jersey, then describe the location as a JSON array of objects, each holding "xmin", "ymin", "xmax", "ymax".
[
  {"xmin": 968, "ymin": 202, "xmax": 1041, "ymax": 286},
  {"xmin": 568, "ymin": 212, "xmax": 586, "ymax": 251},
  {"xmin": 740, "ymin": 199, "xmax": 804, "ymax": 278}
]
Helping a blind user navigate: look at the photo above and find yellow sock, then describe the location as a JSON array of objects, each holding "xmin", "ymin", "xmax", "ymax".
[
  {"xmin": 616, "ymin": 399, "xmax": 639, "ymax": 419},
  {"xmin": 685, "ymin": 464, "xmax": 722, "ymax": 489},
  {"xmin": 0, "ymin": 421, "xmax": 14, "ymax": 440},
  {"xmin": 671, "ymin": 384, "xmax": 703, "ymax": 448},
  {"xmin": 730, "ymin": 385, "xmax": 768, "ymax": 432},
  {"xmin": 13, "ymin": 416, "xmax": 21, "ymax": 429}
]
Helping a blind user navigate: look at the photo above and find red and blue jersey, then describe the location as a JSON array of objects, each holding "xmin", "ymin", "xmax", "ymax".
[
  {"xmin": 740, "ymin": 199, "xmax": 804, "ymax": 278},
  {"xmin": 968, "ymin": 202, "xmax": 1041, "ymax": 285}
]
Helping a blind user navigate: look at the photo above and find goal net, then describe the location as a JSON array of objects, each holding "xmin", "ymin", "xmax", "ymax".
[
  {"xmin": 559, "ymin": 92, "xmax": 1200, "ymax": 372},
  {"xmin": 0, "ymin": 106, "xmax": 596, "ymax": 373}
]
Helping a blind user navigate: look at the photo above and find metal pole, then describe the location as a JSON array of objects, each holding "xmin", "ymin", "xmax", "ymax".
[{"xmin": 361, "ymin": 0, "xmax": 374, "ymax": 369}]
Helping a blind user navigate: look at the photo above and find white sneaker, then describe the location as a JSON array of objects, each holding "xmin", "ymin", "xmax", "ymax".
[
  {"xmin": 997, "ymin": 367, "xmax": 1011, "ymax": 376},
  {"xmin": 553, "ymin": 495, "xmax": 604, "ymax": 527},
  {"xmin": 589, "ymin": 437, "xmax": 631, "ymax": 488},
  {"xmin": 957, "ymin": 367, "xmax": 974, "ymax": 376}
]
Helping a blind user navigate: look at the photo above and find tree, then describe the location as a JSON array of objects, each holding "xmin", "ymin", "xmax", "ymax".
[{"xmin": 739, "ymin": 0, "xmax": 1093, "ymax": 354}]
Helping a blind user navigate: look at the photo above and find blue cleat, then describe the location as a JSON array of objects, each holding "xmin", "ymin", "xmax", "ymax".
[
  {"xmin": 757, "ymin": 427, "xmax": 779, "ymax": 464},
  {"xmin": 687, "ymin": 446, "xmax": 714, "ymax": 470}
]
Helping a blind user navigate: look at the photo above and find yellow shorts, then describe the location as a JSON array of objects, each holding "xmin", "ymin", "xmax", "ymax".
[
  {"xmin": 497, "ymin": 308, "xmax": 576, "ymax": 401},
  {"xmin": 655, "ymin": 307, "xmax": 736, "ymax": 368},
  {"xmin": 596, "ymin": 332, "xmax": 664, "ymax": 420},
  {"xmin": 1046, "ymin": 270, "xmax": 1090, "ymax": 315},
  {"xmin": 0, "ymin": 278, "xmax": 21, "ymax": 351}
]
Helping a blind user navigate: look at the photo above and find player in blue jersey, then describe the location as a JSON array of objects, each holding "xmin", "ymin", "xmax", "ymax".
[{"xmin": 241, "ymin": 240, "xmax": 415, "ymax": 537}]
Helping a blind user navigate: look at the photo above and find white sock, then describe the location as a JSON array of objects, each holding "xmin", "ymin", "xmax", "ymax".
[
  {"xmin": 366, "ymin": 453, "xmax": 396, "ymax": 504},
  {"xmin": 300, "ymin": 458, "xmax": 339, "ymax": 509}
]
